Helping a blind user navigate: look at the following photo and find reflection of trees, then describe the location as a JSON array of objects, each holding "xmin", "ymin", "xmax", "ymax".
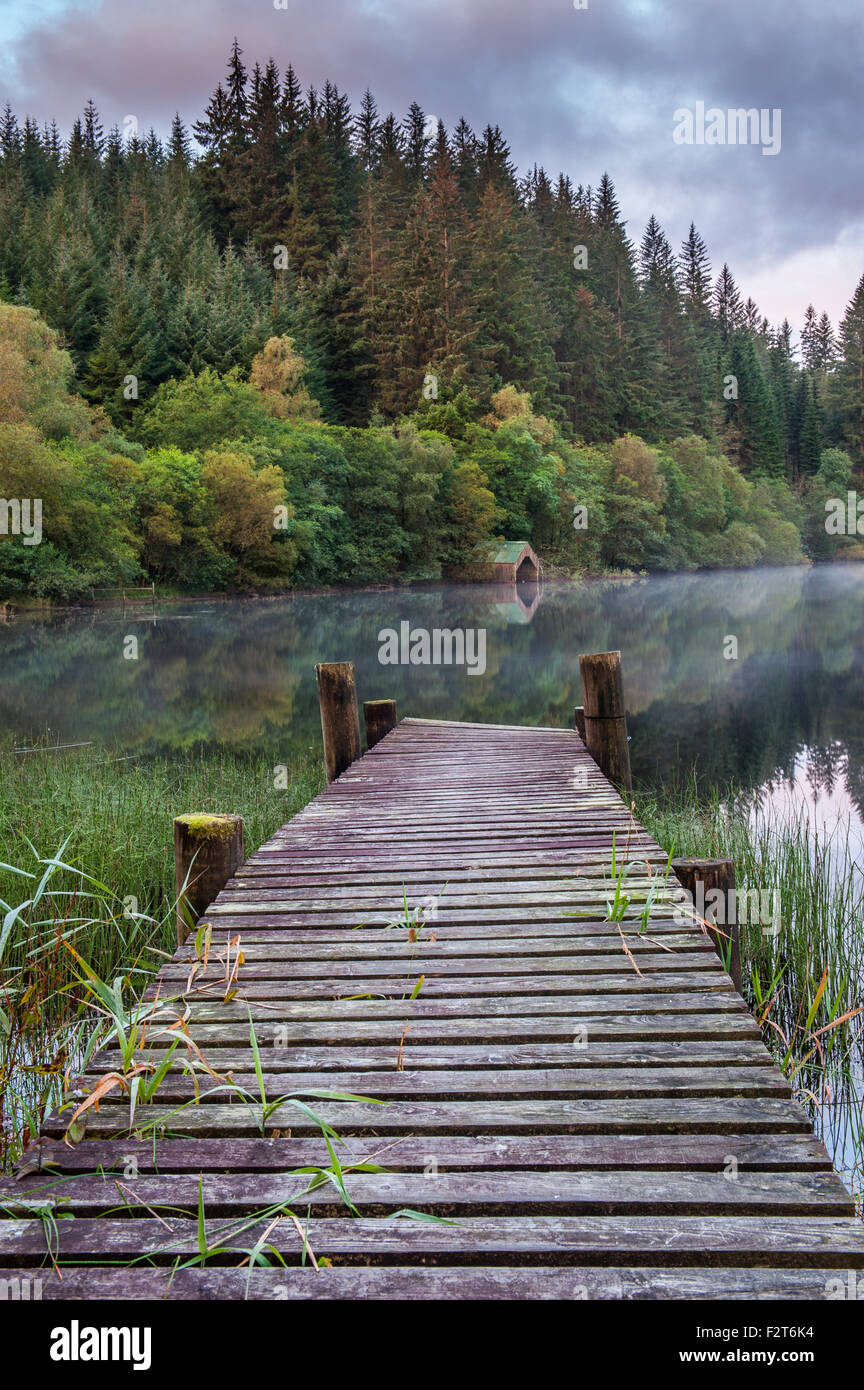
[
  {"xmin": 805, "ymin": 743, "xmax": 846, "ymax": 801},
  {"xmin": 2, "ymin": 567, "xmax": 864, "ymax": 811}
]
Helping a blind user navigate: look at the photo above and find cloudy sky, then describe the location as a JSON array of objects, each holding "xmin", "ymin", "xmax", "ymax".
[{"xmin": 1, "ymin": 0, "xmax": 861, "ymax": 331}]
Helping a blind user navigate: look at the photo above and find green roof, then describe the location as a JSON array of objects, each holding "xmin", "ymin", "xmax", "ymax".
[{"xmin": 486, "ymin": 541, "xmax": 533, "ymax": 564}]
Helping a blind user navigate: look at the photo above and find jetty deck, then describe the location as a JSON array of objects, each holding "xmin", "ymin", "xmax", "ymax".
[{"xmin": 2, "ymin": 717, "xmax": 864, "ymax": 1299}]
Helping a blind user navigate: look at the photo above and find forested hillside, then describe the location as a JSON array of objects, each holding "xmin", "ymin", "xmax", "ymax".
[{"xmin": 1, "ymin": 40, "xmax": 863, "ymax": 600}]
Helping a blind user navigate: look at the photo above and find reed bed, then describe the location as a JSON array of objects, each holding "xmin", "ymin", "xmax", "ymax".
[
  {"xmin": 0, "ymin": 740, "xmax": 325, "ymax": 1167},
  {"xmin": 635, "ymin": 777, "xmax": 864, "ymax": 1198}
]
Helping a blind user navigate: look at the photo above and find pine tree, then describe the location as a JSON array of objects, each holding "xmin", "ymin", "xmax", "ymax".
[
  {"xmin": 713, "ymin": 264, "xmax": 744, "ymax": 340},
  {"xmin": 225, "ymin": 38, "xmax": 249, "ymax": 149},
  {"xmin": 82, "ymin": 99, "xmax": 104, "ymax": 159},
  {"xmin": 800, "ymin": 304, "xmax": 819, "ymax": 369},
  {"xmin": 637, "ymin": 215, "xmax": 687, "ymax": 432},
  {"xmin": 468, "ymin": 181, "xmax": 556, "ymax": 409},
  {"xmin": 168, "ymin": 114, "xmax": 191, "ymax": 170},
  {"xmin": 391, "ymin": 131, "xmax": 479, "ymax": 407},
  {"xmin": 402, "ymin": 102, "xmax": 430, "ymax": 184},
  {"xmin": 743, "ymin": 297, "xmax": 762, "ymax": 335},
  {"xmin": 829, "ymin": 272, "xmax": 864, "ymax": 463},
  {"xmin": 85, "ymin": 261, "xmax": 160, "ymax": 424},
  {"xmin": 768, "ymin": 330, "xmax": 798, "ymax": 473},
  {"xmin": 280, "ymin": 65, "xmax": 305, "ymax": 144},
  {"xmin": 1, "ymin": 104, "xmax": 21, "ymax": 162},
  {"xmin": 724, "ymin": 331, "xmax": 785, "ymax": 475},
  {"xmin": 679, "ymin": 223, "xmax": 712, "ymax": 319},
  {"xmin": 799, "ymin": 377, "xmax": 823, "ymax": 473},
  {"xmin": 475, "ymin": 125, "xmax": 518, "ymax": 198},
  {"xmin": 355, "ymin": 90, "xmax": 380, "ymax": 172},
  {"xmin": 816, "ymin": 312, "xmax": 836, "ymax": 371},
  {"xmin": 453, "ymin": 118, "xmax": 478, "ymax": 210}
]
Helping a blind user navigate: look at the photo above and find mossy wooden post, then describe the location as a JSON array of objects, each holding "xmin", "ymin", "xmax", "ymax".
[
  {"xmin": 174, "ymin": 813, "xmax": 244, "ymax": 948},
  {"xmin": 364, "ymin": 698, "xmax": 397, "ymax": 749},
  {"xmin": 316, "ymin": 661, "xmax": 362, "ymax": 782},
  {"xmin": 573, "ymin": 706, "xmax": 586, "ymax": 740},
  {"xmin": 671, "ymin": 857, "xmax": 741, "ymax": 992},
  {"xmin": 578, "ymin": 650, "xmax": 632, "ymax": 792}
]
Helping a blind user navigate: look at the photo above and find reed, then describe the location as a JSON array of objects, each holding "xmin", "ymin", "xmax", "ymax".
[
  {"xmin": 0, "ymin": 740, "xmax": 326, "ymax": 1167},
  {"xmin": 634, "ymin": 775, "xmax": 864, "ymax": 1198}
]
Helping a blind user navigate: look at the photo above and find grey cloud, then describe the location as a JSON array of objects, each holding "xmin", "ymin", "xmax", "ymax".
[{"xmin": 2, "ymin": 0, "xmax": 861, "ymax": 325}]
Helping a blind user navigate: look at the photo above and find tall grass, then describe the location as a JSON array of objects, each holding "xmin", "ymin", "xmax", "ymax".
[
  {"xmin": 635, "ymin": 775, "xmax": 864, "ymax": 1197},
  {"xmin": 0, "ymin": 740, "xmax": 326, "ymax": 1167}
]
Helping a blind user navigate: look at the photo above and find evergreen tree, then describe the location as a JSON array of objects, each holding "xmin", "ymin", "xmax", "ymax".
[
  {"xmin": 724, "ymin": 331, "xmax": 785, "ymax": 475},
  {"xmin": 355, "ymin": 90, "xmax": 380, "ymax": 172},
  {"xmin": 800, "ymin": 304, "xmax": 820, "ymax": 369},
  {"xmin": 679, "ymin": 223, "xmax": 712, "ymax": 321},
  {"xmin": 799, "ymin": 377, "xmax": 823, "ymax": 473},
  {"xmin": 829, "ymin": 273, "xmax": 864, "ymax": 463},
  {"xmin": 816, "ymin": 311, "xmax": 836, "ymax": 371},
  {"xmin": 713, "ymin": 264, "xmax": 744, "ymax": 340},
  {"xmin": 85, "ymin": 262, "xmax": 160, "ymax": 424}
]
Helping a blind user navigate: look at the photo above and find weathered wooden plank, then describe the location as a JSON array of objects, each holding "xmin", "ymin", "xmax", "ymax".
[
  {"xmin": 157, "ymin": 954, "xmax": 719, "ymax": 982},
  {"xmin": 15, "ymin": 1132, "xmax": 833, "ymax": 1175},
  {"xmin": 43, "ymin": 1096, "xmax": 815, "ymax": 1138},
  {"xmin": 1, "ymin": 1264, "xmax": 851, "ymax": 1300},
  {"xmin": 144, "ymin": 971, "xmax": 738, "ymax": 1000},
  {"xmin": 3, "ymin": 1170, "xmax": 853, "ymax": 1218},
  {"xmin": 137, "ymin": 995, "xmax": 754, "ymax": 1022},
  {"xmin": 76, "ymin": 1065, "xmax": 793, "ymax": 1105},
  {"xmin": 176, "ymin": 921, "xmax": 709, "ymax": 941},
  {"xmin": 170, "ymin": 937, "xmax": 716, "ymax": 964},
  {"xmin": 176, "ymin": 928, "xmax": 713, "ymax": 951},
  {"xmin": 117, "ymin": 1013, "xmax": 764, "ymax": 1048},
  {"xmin": 217, "ymin": 886, "xmax": 687, "ymax": 908},
  {"xmin": 93, "ymin": 1040, "xmax": 773, "ymax": 1071},
  {"xmin": 3, "ymin": 1215, "xmax": 864, "ymax": 1264}
]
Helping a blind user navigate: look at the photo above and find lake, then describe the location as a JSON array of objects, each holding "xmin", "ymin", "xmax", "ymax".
[{"xmin": 3, "ymin": 563, "xmax": 864, "ymax": 845}]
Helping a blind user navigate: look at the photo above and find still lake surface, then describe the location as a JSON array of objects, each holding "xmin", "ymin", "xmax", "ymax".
[{"xmin": 3, "ymin": 563, "xmax": 864, "ymax": 845}]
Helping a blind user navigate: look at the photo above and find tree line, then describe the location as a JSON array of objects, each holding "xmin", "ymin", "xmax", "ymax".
[{"xmin": 1, "ymin": 41, "xmax": 863, "ymax": 600}]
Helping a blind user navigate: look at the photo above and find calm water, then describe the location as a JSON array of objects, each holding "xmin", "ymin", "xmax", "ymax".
[{"xmin": 3, "ymin": 564, "xmax": 864, "ymax": 840}]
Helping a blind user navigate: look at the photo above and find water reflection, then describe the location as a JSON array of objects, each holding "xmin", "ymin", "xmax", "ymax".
[{"xmin": 2, "ymin": 564, "xmax": 864, "ymax": 826}]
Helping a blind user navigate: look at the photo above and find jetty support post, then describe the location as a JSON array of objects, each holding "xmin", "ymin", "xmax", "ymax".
[
  {"xmin": 316, "ymin": 661, "xmax": 362, "ymax": 782},
  {"xmin": 578, "ymin": 650, "xmax": 632, "ymax": 792},
  {"xmin": 174, "ymin": 814, "xmax": 244, "ymax": 948},
  {"xmin": 364, "ymin": 698, "xmax": 398, "ymax": 749},
  {"xmin": 671, "ymin": 857, "xmax": 741, "ymax": 993},
  {"xmin": 573, "ymin": 706, "xmax": 586, "ymax": 740}
]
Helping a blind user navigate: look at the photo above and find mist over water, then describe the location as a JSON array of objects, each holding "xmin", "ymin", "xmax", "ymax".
[{"xmin": 3, "ymin": 563, "xmax": 864, "ymax": 826}]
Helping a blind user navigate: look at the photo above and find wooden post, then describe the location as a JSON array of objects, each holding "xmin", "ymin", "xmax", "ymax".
[
  {"xmin": 578, "ymin": 650, "xmax": 632, "ymax": 792},
  {"xmin": 671, "ymin": 857, "xmax": 741, "ymax": 993},
  {"xmin": 573, "ymin": 706, "xmax": 586, "ymax": 740},
  {"xmin": 174, "ymin": 814, "xmax": 244, "ymax": 948},
  {"xmin": 316, "ymin": 661, "xmax": 362, "ymax": 782},
  {"xmin": 364, "ymin": 698, "xmax": 398, "ymax": 749}
]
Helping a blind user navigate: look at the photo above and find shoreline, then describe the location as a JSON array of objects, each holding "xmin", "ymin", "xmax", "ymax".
[{"xmin": 6, "ymin": 557, "xmax": 854, "ymax": 622}]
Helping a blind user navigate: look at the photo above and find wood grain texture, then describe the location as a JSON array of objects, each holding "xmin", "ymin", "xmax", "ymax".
[{"xmin": 5, "ymin": 716, "xmax": 863, "ymax": 1299}]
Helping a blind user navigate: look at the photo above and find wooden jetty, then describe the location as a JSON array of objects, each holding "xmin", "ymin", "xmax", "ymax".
[{"xmin": 2, "ymin": 669, "xmax": 864, "ymax": 1299}]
